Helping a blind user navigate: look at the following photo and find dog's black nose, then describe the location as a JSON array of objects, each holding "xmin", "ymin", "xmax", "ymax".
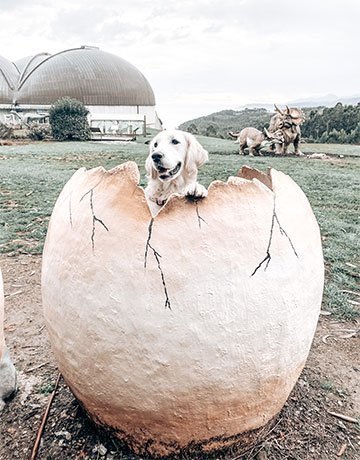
[{"xmin": 151, "ymin": 153, "xmax": 163, "ymax": 163}]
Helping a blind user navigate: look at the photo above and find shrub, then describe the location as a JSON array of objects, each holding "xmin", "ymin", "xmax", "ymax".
[
  {"xmin": 28, "ymin": 123, "xmax": 52, "ymax": 141},
  {"xmin": 0, "ymin": 121, "xmax": 13, "ymax": 139},
  {"xmin": 328, "ymin": 128, "xmax": 340, "ymax": 143},
  {"xmin": 205, "ymin": 124, "xmax": 218, "ymax": 137},
  {"xmin": 49, "ymin": 97, "xmax": 91, "ymax": 141},
  {"xmin": 187, "ymin": 123, "xmax": 198, "ymax": 134}
]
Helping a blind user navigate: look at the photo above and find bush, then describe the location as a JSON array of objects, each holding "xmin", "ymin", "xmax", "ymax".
[
  {"xmin": 187, "ymin": 123, "xmax": 198, "ymax": 134},
  {"xmin": 49, "ymin": 97, "xmax": 91, "ymax": 141},
  {"xmin": 0, "ymin": 121, "xmax": 13, "ymax": 139},
  {"xmin": 205, "ymin": 124, "xmax": 218, "ymax": 137},
  {"xmin": 28, "ymin": 124, "xmax": 52, "ymax": 141}
]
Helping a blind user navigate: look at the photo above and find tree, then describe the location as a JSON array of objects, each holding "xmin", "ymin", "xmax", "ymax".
[
  {"xmin": 187, "ymin": 123, "xmax": 198, "ymax": 134},
  {"xmin": 49, "ymin": 97, "xmax": 91, "ymax": 141},
  {"xmin": 349, "ymin": 125, "xmax": 360, "ymax": 144},
  {"xmin": 337, "ymin": 129, "xmax": 347, "ymax": 144},
  {"xmin": 319, "ymin": 131, "xmax": 329, "ymax": 143},
  {"xmin": 205, "ymin": 124, "xmax": 218, "ymax": 137},
  {"xmin": 328, "ymin": 128, "xmax": 340, "ymax": 143}
]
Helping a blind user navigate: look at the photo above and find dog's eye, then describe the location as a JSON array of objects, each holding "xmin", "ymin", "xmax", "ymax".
[
  {"xmin": 171, "ymin": 139, "xmax": 180, "ymax": 145},
  {"xmin": 154, "ymin": 142, "xmax": 158, "ymax": 148}
]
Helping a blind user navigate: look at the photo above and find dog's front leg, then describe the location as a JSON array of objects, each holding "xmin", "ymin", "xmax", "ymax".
[
  {"xmin": 184, "ymin": 182, "xmax": 208, "ymax": 201},
  {"xmin": 144, "ymin": 186, "xmax": 163, "ymax": 216}
]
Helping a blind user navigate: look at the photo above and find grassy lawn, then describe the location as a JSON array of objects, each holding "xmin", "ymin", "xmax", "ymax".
[{"xmin": 0, "ymin": 137, "xmax": 359, "ymax": 319}]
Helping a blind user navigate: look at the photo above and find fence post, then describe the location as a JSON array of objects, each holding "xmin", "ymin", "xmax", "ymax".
[{"xmin": 143, "ymin": 116, "xmax": 147, "ymax": 137}]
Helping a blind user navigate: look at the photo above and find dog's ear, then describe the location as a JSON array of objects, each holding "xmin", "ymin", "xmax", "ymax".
[
  {"xmin": 183, "ymin": 132, "xmax": 209, "ymax": 175},
  {"xmin": 145, "ymin": 154, "xmax": 157, "ymax": 180}
]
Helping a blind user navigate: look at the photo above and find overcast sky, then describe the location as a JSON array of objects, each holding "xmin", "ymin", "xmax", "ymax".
[{"xmin": 0, "ymin": 0, "xmax": 359, "ymax": 127}]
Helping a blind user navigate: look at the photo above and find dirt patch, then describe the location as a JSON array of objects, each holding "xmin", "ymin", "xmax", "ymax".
[{"xmin": 0, "ymin": 254, "xmax": 359, "ymax": 459}]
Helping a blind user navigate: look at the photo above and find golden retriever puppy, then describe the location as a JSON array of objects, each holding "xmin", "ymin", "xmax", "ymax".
[{"xmin": 145, "ymin": 130, "xmax": 209, "ymax": 216}]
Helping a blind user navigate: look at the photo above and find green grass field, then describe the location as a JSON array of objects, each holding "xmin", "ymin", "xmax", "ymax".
[{"xmin": 0, "ymin": 137, "xmax": 359, "ymax": 319}]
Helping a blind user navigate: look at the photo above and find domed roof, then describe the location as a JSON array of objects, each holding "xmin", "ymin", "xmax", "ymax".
[
  {"xmin": 0, "ymin": 55, "xmax": 19, "ymax": 104},
  {"xmin": 15, "ymin": 46, "xmax": 155, "ymax": 106},
  {"xmin": 15, "ymin": 53, "xmax": 51, "ymax": 82}
]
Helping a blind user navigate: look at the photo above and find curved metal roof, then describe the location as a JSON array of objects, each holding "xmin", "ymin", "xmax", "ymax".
[
  {"xmin": 15, "ymin": 53, "xmax": 51, "ymax": 84},
  {"xmin": 15, "ymin": 47, "xmax": 155, "ymax": 106},
  {"xmin": 0, "ymin": 55, "xmax": 19, "ymax": 104}
]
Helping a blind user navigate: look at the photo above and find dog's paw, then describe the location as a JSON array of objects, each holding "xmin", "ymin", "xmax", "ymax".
[{"xmin": 184, "ymin": 183, "xmax": 208, "ymax": 201}]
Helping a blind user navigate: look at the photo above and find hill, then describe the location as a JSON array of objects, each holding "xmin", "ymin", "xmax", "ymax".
[
  {"xmin": 241, "ymin": 94, "xmax": 360, "ymax": 110},
  {"xmin": 180, "ymin": 103, "xmax": 360, "ymax": 144},
  {"xmin": 179, "ymin": 107, "xmax": 314, "ymax": 139},
  {"xmin": 179, "ymin": 108, "xmax": 275, "ymax": 139}
]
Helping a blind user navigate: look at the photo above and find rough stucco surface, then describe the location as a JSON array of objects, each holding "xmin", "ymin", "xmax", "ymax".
[{"xmin": 42, "ymin": 162, "xmax": 324, "ymax": 456}]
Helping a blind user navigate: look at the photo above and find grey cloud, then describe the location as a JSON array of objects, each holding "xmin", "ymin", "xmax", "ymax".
[
  {"xmin": 48, "ymin": 7, "xmax": 112, "ymax": 42},
  {"xmin": 147, "ymin": 0, "xmax": 359, "ymax": 43},
  {"xmin": 0, "ymin": 0, "xmax": 47, "ymax": 11},
  {"xmin": 97, "ymin": 20, "xmax": 151, "ymax": 46},
  {"xmin": 149, "ymin": 27, "xmax": 191, "ymax": 45},
  {"xmin": 148, "ymin": 0, "xmax": 245, "ymax": 23}
]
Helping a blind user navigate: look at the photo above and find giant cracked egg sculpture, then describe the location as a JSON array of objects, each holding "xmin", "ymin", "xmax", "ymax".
[
  {"xmin": 42, "ymin": 162, "xmax": 324, "ymax": 457},
  {"xmin": 0, "ymin": 269, "xmax": 17, "ymax": 410}
]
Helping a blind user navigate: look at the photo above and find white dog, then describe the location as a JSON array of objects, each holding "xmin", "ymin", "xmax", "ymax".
[{"xmin": 145, "ymin": 130, "xmax": 209, "ymax": 216}]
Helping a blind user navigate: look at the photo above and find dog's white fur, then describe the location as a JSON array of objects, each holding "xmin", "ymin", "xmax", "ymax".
[{"xmin": 145, "ymin": 130, "xmax": 209, "ymax": 216}]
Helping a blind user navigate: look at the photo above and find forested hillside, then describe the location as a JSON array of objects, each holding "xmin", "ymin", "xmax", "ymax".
[
  {"xmin": 302, "ymin": 103, "xmax": 360, "ymax": 143},
  {"xmin": 180, "ymin": 103, "xmax": 360, "ymax": 144},
  {"xmin": 179, "ymin": 108, "xmax": 273, "ymax": 139}
]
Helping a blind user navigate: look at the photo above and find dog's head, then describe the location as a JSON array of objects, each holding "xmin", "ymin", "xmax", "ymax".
[{"xmin": 145, "ymin": 130, "xmax": 208, "ymax": 182}]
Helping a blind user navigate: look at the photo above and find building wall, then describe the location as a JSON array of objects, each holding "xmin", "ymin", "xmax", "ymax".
[
  {"xmin": 87, "ymin": 105, "xmax": 162, "ymax": 129},
  {"xmin": 0, "ymin": 104, "xmax": 162, "ymax": 130}
]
